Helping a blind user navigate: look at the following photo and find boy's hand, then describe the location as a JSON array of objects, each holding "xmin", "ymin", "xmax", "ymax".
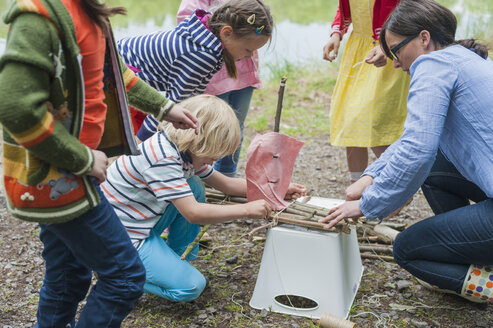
[
  {"xmin": 285, "ymin": 183, "xmax": 307, "ymax": 200},
  {"xmin": 245, "ymin": 200, "xmax": 272, "ymax": 219},
  {"xmin": 88, "ymin": 149, "xmax": 109, "ymax": 184},
  {"xmin": 164, "ymin": 105, "xmax": 199, "ymax": 134}
]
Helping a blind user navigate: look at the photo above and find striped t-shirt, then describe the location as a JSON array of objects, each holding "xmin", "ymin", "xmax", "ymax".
[
  {"xmin": 101, "ymin": 131, "xmax": 214, "ymax": 249},
  {"xmin": 117, "ymin": 10, "xmax": 224, "ymax": 140}
]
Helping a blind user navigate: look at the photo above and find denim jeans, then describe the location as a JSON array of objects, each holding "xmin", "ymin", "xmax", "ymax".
[
  {"xmin": 393, "ymin": 150, "xmax": 493, "ymax": 293},
  {"xmin": 214, "ymin": 87, "xmax": 254, "ymax": 177},
  {"xmin": 36, "ymin": 185, "xmax": 145, "ymax": 328},
  {"xmin": 138, "ymin": 176, "xmax": 206, "ymax": 302}
]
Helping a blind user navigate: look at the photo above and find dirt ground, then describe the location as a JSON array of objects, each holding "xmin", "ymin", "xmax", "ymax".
[{"xmin": 1, "ymin": 134, "xmax": 493, "ymax": 328}]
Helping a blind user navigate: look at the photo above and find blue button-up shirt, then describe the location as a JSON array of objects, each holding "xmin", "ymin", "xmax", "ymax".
[{"xmin": 360, "ymin": 45, "xmax": 493, "ymax": 219}]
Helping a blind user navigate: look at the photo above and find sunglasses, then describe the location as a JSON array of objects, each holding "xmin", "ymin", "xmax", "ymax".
[{"xmin": 390, "ymin": 35, "xmax": 416, "ymax": 61}]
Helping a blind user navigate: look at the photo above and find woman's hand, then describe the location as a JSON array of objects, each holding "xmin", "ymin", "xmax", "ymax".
[
  {"xmin": 365, "ymin": 45, "xmax": 388, "ymax": 67},
  {"xmin": 245, "ymin": 199, "xmax": 272, "ymax": 219},
  {"xmin": 345, "ymin": 175, "xmax": 373, "ymax": 201},
  {"xmin": 164, "ymin": 104, "xmax": 199, "ymax": 134},
  {"xmin": 88, "ymin": 149, "xmax": 109, "ymax": 184},
  {"xmin": 318, "ymin": 200, "xmax": 363, "ymax": 229},
  {"xmin": 285, "ymin": 183, "xmax": 308, "ymax": 200},
  {"xmin": 323, "ymin": 33, "xmax": 341, "ymax": 62}
]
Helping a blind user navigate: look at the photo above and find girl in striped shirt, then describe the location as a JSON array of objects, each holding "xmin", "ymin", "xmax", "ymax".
[
  {"xmin": 117, "ymin": 0, "xmax": 273, "ymax": 142},
  {"xmin": 102, "ymin": 95, "xmax": 306, "ymax": 302}
]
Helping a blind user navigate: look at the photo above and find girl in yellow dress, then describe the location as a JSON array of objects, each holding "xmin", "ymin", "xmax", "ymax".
[{"xmin": 323, "ymin": 0, "xmax": 410, "ymax": 183}]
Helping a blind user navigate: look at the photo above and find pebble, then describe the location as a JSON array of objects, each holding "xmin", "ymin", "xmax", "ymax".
[
  {"xmin": 225, "ymin": 255, "xmax": 239, "ymax": 264},
  {"xmin": 411, "ymin": 319, "xmax": 429, "ymax": 327},
  {"xmin": 396, "ymin": 280, "xmax": 411, "ymax": 292}
]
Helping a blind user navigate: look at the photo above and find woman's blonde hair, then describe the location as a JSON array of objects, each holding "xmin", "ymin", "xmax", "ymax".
[{"xmin": 162, "ymin": 95, "xmax": 241, "ymax": 159}]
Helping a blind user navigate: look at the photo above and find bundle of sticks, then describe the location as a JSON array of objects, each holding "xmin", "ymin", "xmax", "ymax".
[
  {"xmin": 180, "ymin": 187, "xmax": 408, "ymax": 262},
  {"xmin": 206, "ymin": 188, "xmax": 355, "ymax": 234}
]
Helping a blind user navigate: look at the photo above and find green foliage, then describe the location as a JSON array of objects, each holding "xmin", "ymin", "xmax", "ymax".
[
  {"xmin": 247, "ymin": 62, "xmax": 337, "ymax": 138},
  {"xmin": 264, "ymin": 0, "xmax": 337, "ymax": 24}
]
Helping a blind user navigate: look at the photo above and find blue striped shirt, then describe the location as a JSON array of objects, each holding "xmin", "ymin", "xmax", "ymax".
[{"xmin": 118, "ymin": 10, "xmax": 223, "ymax": 139}]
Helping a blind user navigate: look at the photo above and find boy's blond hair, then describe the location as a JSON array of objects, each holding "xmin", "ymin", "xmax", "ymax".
[{"xmin": 162, "ymin": 95, "xmax": 241, "ymax": 159}]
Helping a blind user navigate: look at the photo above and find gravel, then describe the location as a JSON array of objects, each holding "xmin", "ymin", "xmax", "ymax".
[{"xmin": 1, "ymin": 136, "xmax": 493, "ymax": 327}]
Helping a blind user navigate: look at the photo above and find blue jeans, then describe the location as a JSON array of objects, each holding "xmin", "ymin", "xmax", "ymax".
[
  {"xmin": 138, "ymin": 176, "xmax": 206, "ymax": 302},
  {"xmin": 214, "ymin": 87, "xmax": 254, "ymax": 177},
  {"xmin": 393, "ymin": 150, "xmax": 493, "ymax": 292},
  {"xmin": 37, "ymin": 185, "xmax": 145, "ymax": 328}
]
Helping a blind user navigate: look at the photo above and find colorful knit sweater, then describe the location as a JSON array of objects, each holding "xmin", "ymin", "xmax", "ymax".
[{"xmin": 0, "ymin": 0, "xmax": 173, "ymax": 223}]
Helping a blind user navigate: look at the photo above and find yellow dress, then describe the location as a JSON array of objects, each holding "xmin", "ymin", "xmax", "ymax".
[{"xmin": 329, "ymin": 0, "xmax": 410, "ymax": 147}]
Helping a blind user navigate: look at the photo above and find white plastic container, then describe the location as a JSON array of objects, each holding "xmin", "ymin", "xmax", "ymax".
[{"xmin": 249, "ymin": 197, "xmax": 363, "ymax": 319}]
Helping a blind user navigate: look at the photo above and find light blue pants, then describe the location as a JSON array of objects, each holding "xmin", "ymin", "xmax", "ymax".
[
  {"xmin": 138, "ymin": 176, "xmax": 206, "ymax": 302},
  {"xmin": 214, "ymin": 86, "xmax": 254, "ymax": 177}
]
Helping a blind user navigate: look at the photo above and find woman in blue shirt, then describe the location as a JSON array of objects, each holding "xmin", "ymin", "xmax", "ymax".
[{"xmin": 320, "ymin": 0, "xmax": 493, "ymax": 303}]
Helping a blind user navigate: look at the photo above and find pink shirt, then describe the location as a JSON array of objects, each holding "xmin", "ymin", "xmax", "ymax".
[{"xmin": 177, "ymin": 0, "xmax": 262, "ymax": 95}]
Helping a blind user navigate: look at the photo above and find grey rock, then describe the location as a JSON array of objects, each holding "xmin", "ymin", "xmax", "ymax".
[
  {"xmin": 205, "ymin": 306, "xmax": 216, "ymax": 313},
  {"xmin": 411, "ymin": 320, "xmax": 429, "ymax": 328},
  {"xmin": 226, "ymin": 255, "xmax": 239, "ymax": 264},
  {"xmin": 475, "ymin": 319, "xmax": 490, "ymax": 328},
  {"xmin": 396, "ymin": 280, "xmax": 411, "ymax": 292}
]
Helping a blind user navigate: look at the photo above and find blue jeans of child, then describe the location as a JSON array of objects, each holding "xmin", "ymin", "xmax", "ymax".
[
  {"xmin": 393, "ymin": 150, "xmax": 493, "ymax": 292},
  {"xmin": 36, "ymin": 185, "xmax": 146, "ymax": 328},
  {"xmin": 138, "ymin": 176, "xmax": 207, "ymax": 302},
  {"xmin": 214, "ymin": 87, "xmax": 254, "ymax": 177}
]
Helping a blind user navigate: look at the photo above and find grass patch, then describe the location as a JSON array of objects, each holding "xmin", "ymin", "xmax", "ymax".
[{"xmin": 247, "ymin": 61, "xmax": 338, "ymax": 138}]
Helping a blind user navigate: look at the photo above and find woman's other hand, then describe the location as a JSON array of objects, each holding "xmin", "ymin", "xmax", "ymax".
[
  {"xmin": 345, "ymin": 175, "xmax": 373, "ymax": 201},
  {"xmin": 318, "ymin": 200, "xmax": 363, "ymax": 229},
  {"xmin": 323, "ymin": 33, "xmax": 342, "ymax": 62}
]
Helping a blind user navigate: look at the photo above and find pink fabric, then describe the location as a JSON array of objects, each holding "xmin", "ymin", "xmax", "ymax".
[
  {"xmin": 177, "ymin": 0, "xmax": 262, "ymax": 95},
  {"xmin": 196, "ymin": 10, "xmax": 213, "ymax": 33},
  {"xmin": 245, "ymin": 133, "xmax": 304, "ymax": 210}
]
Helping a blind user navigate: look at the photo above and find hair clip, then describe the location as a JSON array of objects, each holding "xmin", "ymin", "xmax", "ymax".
[
  {"xmin": 247, "ymin": 14, "xmax": 256, "ymax": 25},
  {"xmin": 255, "ymin": 25, "xmax": 265, "ymax": 34}
]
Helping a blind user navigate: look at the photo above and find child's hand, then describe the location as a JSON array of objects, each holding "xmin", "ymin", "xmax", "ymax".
[
  {"xmin": 88, "ymin": 149, "xmax": 109, "ymax": 184},
  {"xmin": 245, "ymin": 200, "xmax": 272, "ymax": 219},
  {"xmin": 323, "ymin": 33, "xmax": 341, "ymax": 62},
  {"xmin": 365, "ymin": 45, "xmax": 388, "ymax": 67},
  {"xmin": 164, "ymin": 104, "xmax": 199, "ymax": 134},
  {"xmin": 285, "ymin": 183, "xmax": 307, "ymax": 200}
]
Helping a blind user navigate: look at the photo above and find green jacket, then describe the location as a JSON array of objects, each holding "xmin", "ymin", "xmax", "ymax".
[{"xmin": 0, "ymin": 0, "xmax": 173, "ymax": 223}]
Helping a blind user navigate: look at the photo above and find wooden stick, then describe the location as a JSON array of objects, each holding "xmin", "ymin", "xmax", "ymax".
[
  {"xmin": 359, "ymin": 245, "xmax": 393, "ymax": 254},
  {"xmin": 373, "ymin": 224, "xmax": 400, "ymax": 241},
  {"xmin": 274, "ymin": 77, "xmax": 287, "ymax": 133},
  {"xmin": 358, "ymin": 236, "xmax": 379, "ymax": 242},
  {"xmin": 359, "ymin": 224, "xmax": 393, "ymax": 244},
  {"xmin": 360, "ymin": 253, "xmax": 395, "ymax": 262},
  {"xmin": 365, "ymin": 221, "xmax": 407, "ymax": 231},
  {"xmin": 181, "ymin": 224, "xmax": 210, "ymax": 260}
]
